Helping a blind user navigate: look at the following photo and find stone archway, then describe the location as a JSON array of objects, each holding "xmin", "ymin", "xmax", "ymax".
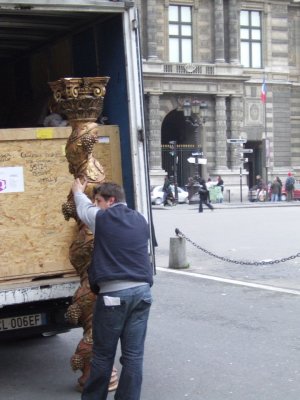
[
  {"xmin": 161, "ymin": 109, "xmax": 197, "ymax": 186},
  {"xmin": 161, "ymin": 109, "xmax": 186, "ymax": 144}
]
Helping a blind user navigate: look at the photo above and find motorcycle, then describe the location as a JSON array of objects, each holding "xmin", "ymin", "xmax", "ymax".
[{"xmin": 164, "ymin": 190, "xmax": 176, "ymax": 206}]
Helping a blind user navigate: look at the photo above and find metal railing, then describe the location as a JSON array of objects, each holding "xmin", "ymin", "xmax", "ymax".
[{"xmin": 163, "ymin": 63, "xmax": 215, "ymax": 75}]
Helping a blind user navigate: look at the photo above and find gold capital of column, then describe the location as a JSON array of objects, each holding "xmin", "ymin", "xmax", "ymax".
[{"xmin": 49, "ymin": 76, "xmax": 110, "ymax": 123}]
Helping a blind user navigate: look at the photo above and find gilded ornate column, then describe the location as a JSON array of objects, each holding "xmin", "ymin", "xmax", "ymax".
[
  {"xmin": 228, "ymin": 0, "xmax": 240, "ymax": 64},
  {"xmin": 214, "ymin": 0, "xmax": 225, "ymax": 63},
  {"xmin": 49, "ymin": 77, "xmax": 118, "ymax": 393},
  {"xmin": 230, "ymin": 95, "xmax": 243, "ymax": 169},
  {"xmin": 215, "ymin": 95, "xmax": 228, "ymax": 169}
]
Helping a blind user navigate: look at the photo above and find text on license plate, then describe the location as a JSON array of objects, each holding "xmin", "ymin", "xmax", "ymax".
[{"xmin": 0, "ymin": 314, "xmax": 44, "ymax": 331}]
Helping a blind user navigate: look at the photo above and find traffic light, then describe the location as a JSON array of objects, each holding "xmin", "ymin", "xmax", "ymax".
[{"xmin": 169, "ymin": 140, "xmax": 177, "ymax": 156}]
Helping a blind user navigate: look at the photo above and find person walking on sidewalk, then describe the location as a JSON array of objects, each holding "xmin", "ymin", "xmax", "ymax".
[
  {"xmin": 71, "ymin": 179, "xmax": 153, "ymax": 400},
  {"xmin": 198, "ymin": 179, "xmax": 214, "ymax": 213}
]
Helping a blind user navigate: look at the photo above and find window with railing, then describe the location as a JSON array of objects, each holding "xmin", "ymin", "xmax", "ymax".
[
  {"xmin": 240, "ymin": 10, "xmax": 262, "ymax": 68},
  {"xmin": 168, "ymin": 5, "xmax": 192, "ymax": 63}
]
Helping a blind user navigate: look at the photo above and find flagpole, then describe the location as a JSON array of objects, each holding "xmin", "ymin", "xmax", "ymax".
[{"xmin": 261, "ymin": 76, "xmax": 268, "ymax": 190}]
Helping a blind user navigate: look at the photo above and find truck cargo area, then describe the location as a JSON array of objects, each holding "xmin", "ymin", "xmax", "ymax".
[
  {"xmin": 0, "ymin": 2, "xmax": 131, "ymax": 130},
  {"xmin": 0, "ymin": 2, "xmax": 152, "ymax": 340}
]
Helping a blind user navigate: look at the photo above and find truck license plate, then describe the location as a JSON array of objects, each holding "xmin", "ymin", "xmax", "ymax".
[{"xmin": 0, "ymin": 314, "xmax": 44, "ymax": 331}]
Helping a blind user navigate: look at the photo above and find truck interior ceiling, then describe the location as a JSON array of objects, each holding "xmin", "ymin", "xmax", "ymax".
[
  {"xmin": 0, "ymin": 6, "xmax": 135, "ymax": 208},
  {"xmin": 0, "ymin": 9, "xmax": 128, "ymax": 130}
]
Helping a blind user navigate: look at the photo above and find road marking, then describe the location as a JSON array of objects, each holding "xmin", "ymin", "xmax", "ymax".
[{"xmin": 156, "ymin": 267, "xmax": 300, "ymax": 296}]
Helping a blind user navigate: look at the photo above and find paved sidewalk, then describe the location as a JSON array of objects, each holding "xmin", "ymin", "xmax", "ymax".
[
  {"xmin": 209, "ymin": 200, "xmax": 300, "ymax": 209},
  {"xmin": 151, "ymin": 201, "xmax": 300, "ymax": 291},
  {"xmin": 152, "ymin": 199, "xmax": 300, "ymax": 210}
]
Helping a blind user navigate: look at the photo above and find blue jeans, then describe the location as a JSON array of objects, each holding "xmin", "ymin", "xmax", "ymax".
[{"xmin": 82, "ymin": 284, "xmax": 152, "ymax": 400}]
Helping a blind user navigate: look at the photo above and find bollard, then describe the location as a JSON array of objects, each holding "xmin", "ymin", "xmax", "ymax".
[
  {"xmin": 168, "ymin": 237, "xmax": 189, "ymax": 269},
  {"xmin": 226, "ymin": 189, "xmax": 230, "ymax": 203}
]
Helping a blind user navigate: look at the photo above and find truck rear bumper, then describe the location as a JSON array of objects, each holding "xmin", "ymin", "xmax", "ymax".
[
  {"xmin": 0, "ymin": 296, "xmax": 78, "ymax": 339},
  {"xmin": 0, "ymin": 277, "xmax": 80, "ymax": 306},
  {"xmin": 0, "ymin": 277, "xmax": 80, "ymax": 339}
]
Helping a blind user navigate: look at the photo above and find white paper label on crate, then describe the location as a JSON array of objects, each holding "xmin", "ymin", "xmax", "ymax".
[
  {"xmin": 0, "ymin": 166, "xmax": 24, "ymax": 193},
  {"xmin": 97, "ymin": 136, "xmax": 110, "ymax": 143}
]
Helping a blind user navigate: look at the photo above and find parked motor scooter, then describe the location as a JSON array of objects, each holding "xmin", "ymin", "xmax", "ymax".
[{"xmin": 164, "ymin": 191, "xmax": 176, "ymax": 206}]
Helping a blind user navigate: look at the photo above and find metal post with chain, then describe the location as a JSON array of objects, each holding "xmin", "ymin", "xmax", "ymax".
[{"xmin": 175, "ymin": 228, "xmax": 300, "ymax": 266}]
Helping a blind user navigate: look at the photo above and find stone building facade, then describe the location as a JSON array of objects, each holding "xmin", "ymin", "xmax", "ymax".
[{"xmin": 136, "ymin": 0, "xmax": 300, "ymax": 199}]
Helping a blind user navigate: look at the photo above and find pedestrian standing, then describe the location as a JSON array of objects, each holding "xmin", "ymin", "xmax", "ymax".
[
  {"xmin": 198, "ymin": 179, "xmax": 214, "ymax": 213},
  {"xmin": 270, "ymin": 178, "xmax": 280, "ymax": 202},
  {"xmin": 71, "ymin": 179, "xmax": 153, "ymax": 400},
  {"xmin": 285, "ymin": 172, "xmax": 295, "ymax": 201},
  {"xmin": 216, "ymin": 175, "xmax": 224, "ymax": 203},
  {"xmin": 186, "ymin": 177, "xmax": 194, "ymax": 202},
  {"xmin": 216, "ymin": 175, "xmax": 224, "ymax": 192},
  {"xmin": 276, "ymin": 176, "xmax": 283, "ymax": 201}
]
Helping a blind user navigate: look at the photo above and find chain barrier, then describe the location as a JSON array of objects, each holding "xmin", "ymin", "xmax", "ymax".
[{"xmin": 175, "ymin": 228, "xmax": 300, "ymax": 266}]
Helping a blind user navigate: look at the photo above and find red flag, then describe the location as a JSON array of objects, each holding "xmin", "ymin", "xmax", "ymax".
[{"xmin": 261, "ymin": 79, "xmax": 267, "ymax": 103}]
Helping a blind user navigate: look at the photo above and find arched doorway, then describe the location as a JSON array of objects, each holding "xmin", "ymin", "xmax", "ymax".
[
  {"xmin": 245, "ymin": 140, "xmax": 263, "ymax": 187},
  {"xmin": 161, "ymin": 109, "xmax": 199, "ymax": 187}
]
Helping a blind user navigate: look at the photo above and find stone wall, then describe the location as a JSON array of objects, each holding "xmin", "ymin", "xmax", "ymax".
[{"xmin": 139, "ymin": 0, "xmax": 300, "ymax": 188}]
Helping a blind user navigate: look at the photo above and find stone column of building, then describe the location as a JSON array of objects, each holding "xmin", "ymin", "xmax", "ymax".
[
  {"xmin": 215, "ymin": 95, "xmax": 228, "ymax": 169},
  {"xmin": 230, "ymin": 95, "xmax": 243, "ymax": 169},
  {"xmin": 148, "ymin": 93, "xmax": 165, "ymax": 185},
  {"xmin": 147, "ymin": 0, "xmax": 158, "ymax": 60},
  {"xmin": 214, "ymin": 0, "xmax": 225, "ymax": 63},
  {"xmin": 228, "ymin": 0, "xmax": 240, "ymax": 64}
]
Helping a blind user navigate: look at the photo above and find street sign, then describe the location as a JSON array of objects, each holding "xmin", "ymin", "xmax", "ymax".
[
  {"xmin": 187, "ymin": 157, "xmax": 207, "ymax": 164},
  {"xmin": 227, "ymin": 138, "xmax": 247, "ymax": 144},
  {"xmin": 191, "ymin": 152, "xmax": 203, "ymax": 156},
  {"xmin": 240, "ymin": 149, "xmax": 253, "ymax": 154}
]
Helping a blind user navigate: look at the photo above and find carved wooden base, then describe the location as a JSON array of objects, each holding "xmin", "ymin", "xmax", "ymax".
[
  {"xmin": 76, "ymin": 367, "xmax": 119, "ymax": 393},
  {"xmin": 67, "ymin": 265, "xmax": 119, "ymax": 392}
]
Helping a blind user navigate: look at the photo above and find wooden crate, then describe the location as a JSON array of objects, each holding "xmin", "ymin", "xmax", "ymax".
[{"xmin": 0, "ymin": 125, "xmax": 121, "ymax": 282}]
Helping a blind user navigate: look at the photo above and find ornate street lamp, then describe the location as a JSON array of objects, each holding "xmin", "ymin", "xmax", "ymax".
[
  {"xmin": 183, "ymin": 99, "xmax": 208, "ymax": 178},
  {"xmin": 183, "ymin": 99, "xmax": 192, "ymax": 117},
  {"xmin": 182, "ymin": 99, "xmax": 208, "ymax": 204},
  {"xmin": 191, "ymin": 99, "xmax": 201, "ymax": 115},
  {"xmin": 169, "ymin": 140, "xmax": 178, "ymax": 203}
]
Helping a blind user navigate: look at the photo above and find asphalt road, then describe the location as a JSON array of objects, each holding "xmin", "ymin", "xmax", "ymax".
[
  {"xmin": 1, "ymin": 270, "xmax": 299, "ymax": 400},
  {"xmin": 152, "ymin": 203, "xmax": 300, "ymax": 291},
  {"xmin": 144, "ymin": 270, "xmax": 300, "ymax": 400},
  {"xmin": 1, "ymin": 204, "xmax": 300, "ymax": 400}
]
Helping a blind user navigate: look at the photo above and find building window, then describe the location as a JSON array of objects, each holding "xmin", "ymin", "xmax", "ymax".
[
  {"xmin": 240, "ymin": 10, "xmax": 262, "ymax": 68},
  {"xmin": 168, "ymin": 5, "xmax": 192, "ymax": 63}
]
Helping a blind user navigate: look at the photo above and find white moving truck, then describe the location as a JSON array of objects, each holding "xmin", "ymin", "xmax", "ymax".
[{"xmin": 0, "ymin": 0, "xmax": 154, "ymax": 339}]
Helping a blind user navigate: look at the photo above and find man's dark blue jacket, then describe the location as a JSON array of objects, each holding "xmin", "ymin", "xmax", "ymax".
[{"xmin": 88, "ymin": 203, "xmax": 153, "ymax": 289}]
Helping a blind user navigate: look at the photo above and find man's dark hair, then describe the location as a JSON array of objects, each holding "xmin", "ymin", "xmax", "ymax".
[{"xmin": 93, "ymin": 182, "xmax": 126, "ymax": 202}]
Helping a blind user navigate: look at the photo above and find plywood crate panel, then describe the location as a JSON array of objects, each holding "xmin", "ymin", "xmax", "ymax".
[{"xmin": 0, "ymin": 125, "xmax": 121, "ymax": 282}]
